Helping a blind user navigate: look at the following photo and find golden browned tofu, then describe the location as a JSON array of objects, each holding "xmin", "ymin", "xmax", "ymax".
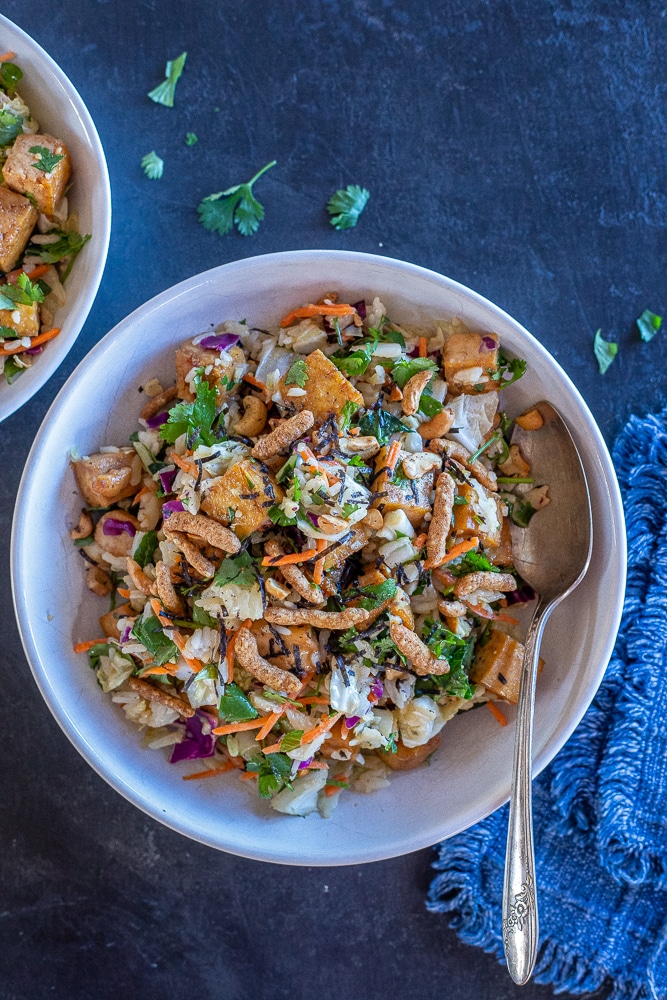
[
  {"xmin": 452, "ymin": 481, "xmax": 502, "ymax": 548},
  {"xmin": 2, "ymin": 134, "xmax": 71, "ymax": 216},
  {"xmin": 174, "ymin": 340, "xmax": 239, "ymax": 403},
  {"xmin": 443, "ymin": 332, "xmax": 499, "ymax": 394},
  {"xmin": 201, "ymin": 458, "xmax": 282, "ymax": 539},
  {"xmin": 0, "ymin": 300, "xmax": 39, "ymax": 338},
  {"xmin": 370, "ymin": 446, "xmax": 434, "ymax": 529},
  {"xmin": 0, "ymin": 185, "xmax": 38, "ymax": 272},
  {"xmin": 251, "ymin": 622, "xmax": 321, "ymax": 675},
  {"xmin": 487, "ymin": 516, "xmax": 514, "ymax": 567},
  {"xmin": 72, "ymin": 448, "xmax": 140, "ymax": 508},
  {"xmin": 279, "ymin": 349, "xmax": 363, "ymax": 424},
  {"xmin": 470, "ymin": 630, "xmax": 525, "ymax": 704},
  {"xmin": 323, "ymin": 524, "xmax": 370, "ymax": 572}
]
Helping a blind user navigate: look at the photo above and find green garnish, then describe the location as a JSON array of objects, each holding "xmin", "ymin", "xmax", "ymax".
[
  {"xmin": 0, "ymin": 109, "xmax": 22, "ymax": 147},
  {"xmin": 357, "ymin": 578, "xmax": 397, "ymax": 611},
  {"xmin": 247, "ymin": 752, "xmax": 293, "ymax": 798},
  {"xmin": 637, "ymin": 309, "xmax": 662, "ymax": 343},
  {"xmin": 331, "ymin": 342, "xmax": 375, "ymax": 377},
  {"xmin": 593, "ymin": 329, "xmax": 618, "ymax": 375},
  {"xmin": 185, "ymin": 132, "xmax": 198, "ymax": 146},
  {"xmin": 468, "ymin": 431, "xmax": 502, "ymax": 464},
  {"xmin": 131, "ymin": 614, "xmax": 179, "ymax": 665},
  {"xmin": 339, "ymin": 400, "xmax": 359, "ymax": 435},
  {"xmin": 0, "ymin": 272, "xmax": 45, "ymax": 309},
  {"xmin": 213, "ymin": 550, "xmax": 256, "ymax": 588},
  {"xmin": 284, "ymin": 357, "xmax": 308, "ymax": 388},
  {"xmin": 29, "ymin": 145, "xmax": 64, "ymax": 173},
  {"xmin": 28, "ymin": 230, "xmax": 91, "ymax": 276},
  {"xmin": 492, "ymin": 354, "xmax": 527, "ymax": 389},
  {"xmin": 198, "ymin": 160, "xmax": 276, "ymax": 237},
  {"xmin": 390, "ymin": 356, "xmax": 437, "ymax": 389},
  {"xmin": 268, "ymin": 505, "xmax": 297, "ymax": 527},
  {"xmin": 133, "ymin": 530, "xmax": 158, "ymax": 569},
  {"xmin": 357, "ymin": 408, "xmax": 408, "ymax": 446},
  {"xmin": 3, "ymin": 357, "xmax": 25, "ymax": 383},
  {"xmin": 278, "ymin": 730, "xmax": 304, "ymax": 753},
  {"xmin": 0, "ymin": 62, "xmax": 22, "ymax": 97},
  {"xmin": 141, "ymin": 151, "xmax": 164, "ymax": 180},
  {"xmin": 327, "ymin": 185, "xmax": 370, "ymax": 230},
  {"xmin": 218, "ymin": 682, "xmax": 258, "ymax": 722},
  {"xmin": 160, "ymin": 373, "xmax": 218, "ymax": 447},
  {"xmin": 421, "ymin": 619, "xmax": 475, "ymax": 699},
  {"xmin": 148, "ymin": 51, "xmax": 187, "ymax": 107}
]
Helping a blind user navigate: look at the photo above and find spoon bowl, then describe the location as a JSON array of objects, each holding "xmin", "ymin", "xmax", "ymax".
[{"xmin": 502, "ymin": 401, "xmax": 593, "ymax": 984}]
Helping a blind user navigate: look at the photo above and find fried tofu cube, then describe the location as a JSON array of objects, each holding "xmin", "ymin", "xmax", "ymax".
[
  {"xmin": 0, "ymin": 185, "xmax": 38, "ymax": 272},
  {"xmin": 323, "ymin": 525, "xmax": 371, "ymax": 572},
  {"xmin": 251, "ymin": 622, "xmax": 321, "ymax": 676},
  {"xmin": 370, "ymin": 446, "xmax": 434, "ymax": 529},
  {"xmin": 0, "ymin": 300, "xmax": 39, "ymax": 338},
  {"xmin": 201, "ymin": 458, "xmax": 283, "ymax": 539},
  {"xmin": 279, "ymin": 348, "xmax": 364, "ymax": 424},
  {"xmin": 452, "ymin": 481, "xmax": 502, "ymax": 548},
  {"xmin": 71, "ymin": 448, "xmax": 140, "ymax": 508},
  {"xmin": 470, "ymin": 630, "xmax": 525, "ymax": 704},
  {"xmin": 487, "ymin": 516, "xmax": 514, "ymax": 567},
  {"xmin": 443, "ymin": 332, "xmax": 499, "ymax": 394},
  {"xmin": 174, "ymin": 340, "xmax": 241, "ymax": 403},
  {"xmin": 2, "ymin": 134, "xmax": 71, "ymax": 216}
]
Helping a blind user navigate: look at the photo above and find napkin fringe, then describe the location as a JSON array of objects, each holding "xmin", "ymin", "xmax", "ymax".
[{"xmin": 428, "ymin": 832, "xmax": 651, "ymax": 999}]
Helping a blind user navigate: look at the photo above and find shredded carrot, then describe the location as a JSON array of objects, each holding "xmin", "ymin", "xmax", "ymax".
[
  {"xmin": 140, "ymin": 665, "xmax": 177, "ymax": 677},
  {"xmin": 117, "ymin": 587, "xmax": 131, "ymax": 599},
  {"xmin": 242, "ymin": 373, "xmax": 267, "ymax": 393},
  {"xmin": 212, "ymin": 718, "xmax": 266, "ymax": 736},
  {"xmin": 0, "ymin": 52, "xmax": 15, "ymax": 62},
  {"xmin": 349, "ymin": 426, "xmax": 360, "ymax": 436},
  {"xmin": 413, "ymin": 533, "xmax": 427, "ymax": 550},
  {"xmin": 324, "ymin": 783, "xmax": 342, "ymax": 797},
  {"xmin": 4, "ymin": 263, "xmax": 51, "ymax": 284},
  {"xmin": 168, "ymin": 451, "xmax": 198, "ymax": 476},
  {"xmin": 256, "ymin": 711, "xmax": 284, "ymax": 741},
  {"xmin": 262, "ymin": 740, "xmax": 284, "ymax": 755},
  {"xmin": 298, "ymin": 696, "xmax": 331, "ymax": 706},
  {"xmin": 241, "ymin": 770, "xmax": 259, "ymax": 780},
  {"xmin": 418, "ymin": 336, "xmax": 428, "ymax": 358},
  {"xmin": 386, "ymin": 440, "xmax": 401, "ymax": 475},
  {"xmin": 73, "ymin": 638, "xmax": 108, "ymax": 654},
  {"xmin": 313, "ymin": 559, "xmax": 324, "ymax": 586},
  {"xmin": 0, "ymin": 327, "xmax": 61, "ymax": 356},
  {"xmin": 492, "ymin": 612, "xmax": 521, "ymax": 625},
  {"xmin": 487, "ymin": 701, "xmax": 508, "ymax": 727},
  {"xmin": 301, "ymin": 712, "xmax": 343, "ymax": 746},
  {"xmin": 280, "ymin": 303, "xmax": 355, "ymax": 328},
  {"xmin": 388, "ymin": 384, "xmax": 403, "ymax": 402},
  {"xmin": 431, "ymin": 537, "xmax": 479, "ymax": 568},
  {"xmin": 183, "ymin": 762, "xmax": 236, "ymax": 780},
  {"xmin": 261, "ymin": 549, "xmax": 317, "ymax": 567}
]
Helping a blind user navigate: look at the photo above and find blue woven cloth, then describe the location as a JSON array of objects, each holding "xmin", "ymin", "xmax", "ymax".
[{"xmin": 428, "ymin": 404, "xmax": 667, "ymax": 999}]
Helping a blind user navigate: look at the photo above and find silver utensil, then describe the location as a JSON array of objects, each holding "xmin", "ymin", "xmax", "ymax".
[{"xmin": 502, "ymin": 401, "xmax": 593, "ymax": 985}]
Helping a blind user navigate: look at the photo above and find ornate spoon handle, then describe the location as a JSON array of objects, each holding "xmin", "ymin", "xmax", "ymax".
[{"xmin": 502, "ymin": 597, "xmax": 550, "ymax": 984}]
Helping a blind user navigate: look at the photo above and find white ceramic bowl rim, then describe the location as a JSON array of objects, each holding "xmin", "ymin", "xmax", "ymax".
[
  {"xmin": 0, "ymin": 14, "xmax": 111, "ymax": 422},
  {"xmin": 12, "ymin": 250, "xmax": 627, "ymax": 864}
]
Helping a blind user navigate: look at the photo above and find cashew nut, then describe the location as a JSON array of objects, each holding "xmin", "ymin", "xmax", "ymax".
[
  {"xmin": 85, "ymin": 565, "xmax": 113, "ymax": 597},
  {"xmin": 418, "ymin": 408, "xmax": 455, "ymax": 440},
  {"xmin": 70, "ymin": 509, "xmax": 93, "ymax": 540},
  {"xmin": 402, "ymin": 370, "xmax": 435, "ymax": 417},
  {"xmin": 234, "ymin": 395, "xmax": 268, "ymax": 438}
]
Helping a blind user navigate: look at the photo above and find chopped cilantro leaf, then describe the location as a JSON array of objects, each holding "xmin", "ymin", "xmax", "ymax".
[
  {"xmin": 268, "ymin": 504, "xmax": 297, "ymax": 527},
  {"xmin": 0, "ymin": 272, "xmax": 45, "ymax": 309},
  {"xmin": 160, "ymin": 373, "xmax": 218, "ymax": 447},
  {"xmin": 421, "ymin": 619, "xmax": 475, "ymax": 699},
  {"xmin": 29, "ymin": 145, "xmax": 64, "ymax": 173},
  {"xmin": 358, "ymin": 407, "xmax": 408, "ymax": 445},
  {"xmin": 331, "ymin": 341, "xmax": 375, "ymax": 377},
  {"xmin": 3, "ymin": 357, "xmax": 25, "ymax": 383},
  {"xmin": 133, "ymin": 530, "xmax": 158, "ymax": 568},
  {"xmin": 637, "ymin": 309, "xmax": 662, "ymax": 343},
  {"xmin": 141, "ymin": 150, "xmax": 164, "ymax": 179},
  {"xmin": 284, "ymin": 357, "xmax": 308, "ymax": 387},
  {"xmin": 248, "ymin": 752, "xmax": 293, "ymax": 798},
  {"xmin": 213, "ymin": 550, "xmax": 257, "ymax": 588},
  {"xmin": 357, "ymin": 578, "xmax": 397, "ymax": 610},
  {"xmin": 28, "ymin": 229, "xmax": 91, "ymax": 272},
  {"xmin": 341, "ymin": 502, "xmax": 360, "ymax": 518},
  {"xmin": 391, "ymin": 356, "xmax": 437, "ymax": 389},
  {"xmin": 0, "ymin": 109, "xmax": 23, "ymax": 147},
  {"xmin": 449, "ymin": 551, "xmax": 499, "ymax": 577},
  {"xmin": 87, "ymin": 641, "xmax": 111, "ymax": 672},
  {"xmin": 148, "ymin": 51, "xmax": 187, "ymax": 107},
  {"xmin": 219, "ymin": 682, "xmax": 258, "ymax": 722},
  {"xmin": 339, "ymin": 400, "xmax": 359, "ymax": 435},
  {"xmin": 327, "ymin": 185, "xmax": 370, "ymax": 230},
  {"xmin": 279, "ymin": 730, "xmax": 304, "ymax": 753},
  {"xmin": 593, "ymin": 329, "xmax": 618, "ymax": 375},
  {"xmin": 198, "ymin": 160, "xmax": 276, "ymax": 237},
  {"xmin": 0, "ymin": 62, "xmax": 22, "ymax": 97},
  {"xmin": 493, "ymin": 353, "xmax": 527, "ymax": 389},
  {"xmin": 185, "ymin": 132, "xmax": 198, "ymax": 146},
  {"xmin": 131, "ymin": 614, "xmax": 179, "ymax": 665}
]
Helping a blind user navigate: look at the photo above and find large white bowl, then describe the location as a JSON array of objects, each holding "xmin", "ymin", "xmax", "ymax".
[
  {"xmin": 0, "ymin": 14, "xmax": 111, "ymax": 421},
  {"xmin": 11, "ymin": 251, "xmax": 626, "ymax": 865}
]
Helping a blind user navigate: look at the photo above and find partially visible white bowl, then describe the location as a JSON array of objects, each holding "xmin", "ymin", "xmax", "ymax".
[
  {"xmin": 11, "ymin": 251, "xmax": 626, "ymax": 865},
  {"xmin": 0, "ymin": 14, "xmax": 110, "ymax": 422}
]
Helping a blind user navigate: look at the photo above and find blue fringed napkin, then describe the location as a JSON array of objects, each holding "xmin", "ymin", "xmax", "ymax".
[{"xmin": 428, "ymin": 404, "xmax": 667, "ymax": 999}]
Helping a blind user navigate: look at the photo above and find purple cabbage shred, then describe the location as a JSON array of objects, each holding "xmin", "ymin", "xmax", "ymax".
[
  {"xmin": 170, "ymin": 711, "xmax": 217, "ymax": 763},
  {"xmin": 145, "ymin": 410, "xmax": 169, "ymax": 429},
  {"xmin": 199, "ymin": 333, "xmax": 240, "ymax": 351},
  {"xmin": 102, "ymin": 518, "xmax": 136, "ymax": 537},
  {"xmin": 162, "ymin": 500, "xmax": 185, "ymax": 517}
]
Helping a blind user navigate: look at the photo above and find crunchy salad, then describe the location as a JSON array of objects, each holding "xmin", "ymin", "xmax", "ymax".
[
  {"xmin": 70, "ymin": 294, "xmax": 549, "ymax": 817},
  {"xmin": 0, "ymin": 52, "xmax": 90, "ymax": 384}
]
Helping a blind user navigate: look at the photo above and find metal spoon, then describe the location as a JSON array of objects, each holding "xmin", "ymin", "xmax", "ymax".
[{"xmin": 502, "ymin": 401, "xmax": 593, "ymax": 985}]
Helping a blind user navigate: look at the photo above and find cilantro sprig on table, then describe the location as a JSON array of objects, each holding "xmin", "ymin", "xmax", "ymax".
[
  {"xmin": 148, "ymin": 51, "xmax": 187, "ymax": 107},
  {"xmin": 637, "ymin": 309, "xmax": 662, "ymax": 343},
  {"xmin": 198, "ymin": 160, "xmax": 276, "ymax": 237},
  {"xmin": 593, "ymin": 329, "xmax": 618, "ymax": 375},
  {"xmin": 141, "ymin": 151, "xmax": 164, "ymax": 180},
  {"xmin": 327, "ymin": 185, "xmax": 370, "ymax": 230}
]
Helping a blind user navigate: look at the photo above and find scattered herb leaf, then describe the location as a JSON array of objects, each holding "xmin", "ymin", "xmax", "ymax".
[
  {"xmin": 198, "ymin": 160, "xmax": 276, "ymax": 237},
  {"xmin": 185, "ymin": 132, "xmax": 198, "ymax": 146},
  {"xmin": 133, "ymin": 530, "xmax": 158, "ymax": 569},
  {"xmin": 29, "ymin": 145, "xmax": 64, "ymax": 173},
  {"xmin": 637, "ymin": 309, "xmax": 662, "ymax": 343},
  {"xmin": 148, "ymin": 51, "xmax": 187, "ymax": 107},
  {"xmin": 0, "ymin": 109, "xmax": 22, "ymax": 146},
  {"xmin": 141, "ymin": 150, "xmax": 164, "ymax": 180},
  {"xmin": 593, "ymin": 329, "xmax": 618, "ymax": 375},
  {"xmin": 213, "ymin": 550, "xmax": 257, "ymax": 588},
  {"xmin": 284, "ymin": 357, "xmax": 308, "ymax": 388},
  {"xmin": 0, "ymin": 62, "xmax": 22, "ymax": 97},
  {"xmin": 327, "ymin": 185, "xmax": 370, "ymax": 230}
]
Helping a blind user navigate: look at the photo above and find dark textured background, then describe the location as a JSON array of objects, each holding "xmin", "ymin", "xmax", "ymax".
[{"xmin": 1, "ymin": 2, "xmax": 665, "ymax": 998}]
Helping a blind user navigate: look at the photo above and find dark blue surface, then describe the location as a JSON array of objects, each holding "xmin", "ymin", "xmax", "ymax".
[{"xmin": 1, "ymin": 2, "xmax": 664, "ymax": 998}]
